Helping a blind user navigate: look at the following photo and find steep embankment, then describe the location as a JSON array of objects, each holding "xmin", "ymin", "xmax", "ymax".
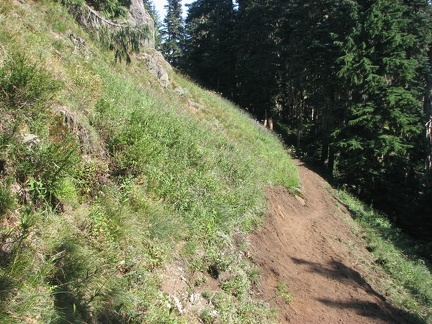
[
  {"xmin": 0, "ymin": 0, "xmax": 299, "ymax": 322},
  {"xmin": 252, "ymin": 161, "xmax": 411, "ymax": 323}
]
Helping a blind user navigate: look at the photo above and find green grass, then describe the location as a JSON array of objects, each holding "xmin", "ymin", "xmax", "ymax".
[
  {"xmin": 0, "ymin": 0, "xmax": 298, "ymax": 322},
  {"xmin": 276, "ymin": 281, "xmax": 292, "ymax": 305},
  {"xmin": 338, "ymin": 191, "xmax": 432, "ymax": 323}
]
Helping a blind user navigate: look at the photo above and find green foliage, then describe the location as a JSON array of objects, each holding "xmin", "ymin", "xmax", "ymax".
[
  {"xmin": 57, "ymin": 0, "xmax": 129, "ymax": 19},
  {"xmin": 0, "ymin": 54, "xmax": 56, "ymax": 109},
  {"xmin": 333, "ymin": 0, "xmax": 425, "ymax": 219},
  {"xmin": 183, "ymin": 0, "xmax": 236, "ymax": 95},
  {"xmin": 102, "ymin": 25, "xmax": 149, "ymax": 64},
  {"xmin": 12, "ymin": 139, "xmax": 80, "ymax": 210},
  {"xmin": 0, "ymin": 54, "xmax": 60, "ymax": 138},
  {"xmin": 181, "ymin": 0, "xmax": 432, "ymax": 235},
  {"xmin": 276, "ymin": 281, "xmax": 292, "ymax": 304},
  {"xmin": 91, "ymin": 0, "xmax": 130, "ymax": 19},
  {"xmin": 339, "ymin": 191, "xmax": 432, "ymax": 322},
  {"xmin": 60, "ymin": 0, "xmax": 149, "ymax": 64},
  {"xmin": 75, "ymin": 160, "xmax": 109, "ymax": 198},
  {"xmin": 161, "ymin": 0, "xmax": 184, "ymax": 66},
  {"xmin": 0, "ymin": 181, "xmax": 14, "ymax": 216}
]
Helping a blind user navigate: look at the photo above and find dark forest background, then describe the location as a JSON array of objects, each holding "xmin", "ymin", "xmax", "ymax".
[{"xmin": 155, "ymin": 0, "xmax": 432, "ymax": 239}]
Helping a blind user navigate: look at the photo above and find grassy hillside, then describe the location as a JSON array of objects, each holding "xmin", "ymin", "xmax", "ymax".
[
  {"xmin": 338, "ymin": 192, "xmax": 432, "ymax": 323},
  {"xmin": 0, "ymin": 0, "xmax": 298, "ymax": 322}
]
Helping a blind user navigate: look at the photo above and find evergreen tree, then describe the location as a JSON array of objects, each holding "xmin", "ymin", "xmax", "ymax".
[
  {"xmin": 400, "ymin": 0, "xmax": 432, "ymax": 235},
  {"xmin": 334, "ymin": 0, "xmax": 424, "ymax": 214},
  {"xmin": 143, "ymin": 0, "xmax": 160, "ymax": 28},
  {"xmin": 264, "ymin": 0, "xmax": 355, "ymax": 169},
  {"xmin": 179, "ymin": 0, "xmax": 432, "ymax": 236},
  {"xmin": 183, "ymin": 0, "xmax": 236, "ymax": 95},
  {"xmin": 233, "ymin": 0, "xmax": 282, "ymax": 121},
  {"xmin": 161, "ymin": 0, "xmax": 184, "ymax": 67},
  {"xmin": 143, "ymin": 0, "xmax": 156, "ymax": 14},
  {"xmin": 91, "ymin": 0, "xmax": 131, "ymax": 18}
]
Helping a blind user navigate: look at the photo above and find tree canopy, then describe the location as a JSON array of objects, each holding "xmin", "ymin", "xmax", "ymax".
[
  {"xmin": 158, "ymin": 0, "xmax": 432, "ymax": 238},
  {"xmin": 160, "ymin": 0, "xmax": 185, "ymax": 66}
]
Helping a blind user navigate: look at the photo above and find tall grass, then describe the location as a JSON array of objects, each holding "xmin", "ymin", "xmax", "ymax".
[{"xmin": 0, "ymin": 0, "xmax": 298, "ymax": 322}]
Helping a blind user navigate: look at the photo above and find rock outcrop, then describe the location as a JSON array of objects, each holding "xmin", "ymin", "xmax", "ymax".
[
  {"xmin": 127, "ymin": 0, "xmax": 171, "ymax": 87},
  {"xmin": 68, "ymin": 0, "xmax": 171, "ymax": 87},
  {"xmin": 128, "ymin": 0, "xmax": 156, "ymax": 49}
]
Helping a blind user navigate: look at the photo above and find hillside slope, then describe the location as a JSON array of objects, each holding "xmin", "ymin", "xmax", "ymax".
[
  {"xmin": 3, "ymin": 1, "xmax": 430, "ymax": 323},
  {"xmin": 0, "ymin": 0, "xmax": 298, "ymax": 322}
]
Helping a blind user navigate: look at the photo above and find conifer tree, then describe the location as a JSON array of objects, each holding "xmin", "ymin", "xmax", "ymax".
[
  {"xmin": 143, "ymin": 0, "xmax": 159, "ymax": 28},
  {"xmin": 180, "ymin": 0, "xmax": 432, "ymax": 236},
  {"xmin": 161, "ymin": 0, "xmax": 184, "ymax": 67},
  {"xmin": 183, "ymin": 0, "xmax": 235, "ymax": 95},
  {"xmin": 143, "ymin": 0, "xmax": 161, "ymax": 46},
  {"xmin": 400, "ymin": 0, "xmax": 432, "ymax": 234},
  {"xmin": 334, "ymin": 0, "xmax": 424, "ymax": 213},
  {"xmin": 233, "ymin": 0, "xmax": 281, "ymax": 121}
]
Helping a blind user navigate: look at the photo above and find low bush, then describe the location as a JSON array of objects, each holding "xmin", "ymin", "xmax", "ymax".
[{"xmin": 0, "ymin": 54, "xmax": 60, "ymax": 138}]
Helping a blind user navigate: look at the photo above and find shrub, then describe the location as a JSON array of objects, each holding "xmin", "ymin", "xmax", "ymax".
[
  {"xmin": 12, "ymin": 139, "xmax": 80, "ymax": 210},
  {"xmin": 0, "ymin": 53, "xmax": 60, "ymax": 139}
]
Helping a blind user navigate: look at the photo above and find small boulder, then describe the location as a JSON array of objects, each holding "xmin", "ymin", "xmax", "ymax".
[
  {"xmin": 22, "ymin": 134, "xmax": 40, "ymax": 147},
  {"xmin": 140, "ymin": 53, "xmax": 170, "ymax": 88}
]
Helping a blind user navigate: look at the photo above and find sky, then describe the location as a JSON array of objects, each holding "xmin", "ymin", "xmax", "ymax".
[{"xmin": 152, "ymin": 0, "xmax": 195, "ymax": 19}]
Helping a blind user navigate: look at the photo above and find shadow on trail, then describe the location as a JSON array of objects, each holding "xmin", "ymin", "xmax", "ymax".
[
  {"xmin": 291, "ymin": 257, "xmax": 427, "ymax": 324},
  {"xmin": 291, "ymin": 160, "xmax": 431, "ymax": 323},
  {"xmin": 317, "ymin": 299, "xmax": 426, "ymax": 324},
  {"xmin": 297, "ymin": 159, "xmax": 432, "ymax": 276},
  {"xmin": 291, "ymin": 257, "xmax": 384, "ymax": 299}
]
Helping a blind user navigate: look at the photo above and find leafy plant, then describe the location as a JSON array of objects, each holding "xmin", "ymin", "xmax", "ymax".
[
  {"xmin": 13, "ymin": 139, "xmax": 80, "ymax": 210},
  {"xmin": 90, "ymin": 0, "xmax": 130, "ymax": 19},
  {"xmin": 0, "ymin": 1, "xmax": 300, "ymax": 322},
  {"xmin": 61, "ymin": 0, "xmax": 149, "ymax": 64},
  {"xmin": 276, "ymin": 281, "xmax": 292, "ymax": 304}
]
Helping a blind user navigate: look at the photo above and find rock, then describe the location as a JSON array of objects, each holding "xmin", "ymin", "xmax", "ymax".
[
  {"xmin": 140, "ymin": 53, "xmax": 170, "ymax": 88},
  {"xmin": 22, "ymin": 134, "xmax": 40, "ymax": 147},
  {"xmin": 128, "ymin": 0, "xmax": 156, "ymax": 49},
  {"xmin": 294, "ymin": 194, "xmax": 306, "ymax": 206},
  {"xmin": 173, "ymin": 296, "xmax": 183, "ymax": 314},
  {"xmin": 151, "ymin": 50, "xmax": 173, "ymax": 72},
  {"xmin": 188, "ymin": 99, "xmax": 203, "ymax": 110},
  {"xmin": 175, "ymin": 87, "xmax": 186, "ymax": 96}
]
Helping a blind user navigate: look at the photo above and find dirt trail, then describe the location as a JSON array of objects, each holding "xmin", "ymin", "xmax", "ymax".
[{"xmin": 251, "ymin": 160, "xmax": 405, "ymax": 323}]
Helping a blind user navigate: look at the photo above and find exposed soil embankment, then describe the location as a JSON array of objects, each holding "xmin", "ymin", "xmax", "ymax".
[{"xmin": 251, "ymin": 161, "xmax": 405, "ymax": 323}]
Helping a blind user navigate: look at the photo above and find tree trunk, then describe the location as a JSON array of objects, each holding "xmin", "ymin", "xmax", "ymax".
[
  {"xmin": 425, "ymin": 49, "xmax": 432, "ymax": 173},
  {"xmin": 296, "ymin": 118, "xmax": 302, "ymax": 149},
  {"xmin": 321, "ymin": 140, "xmax": 329, "ymax": 167},
  {"xmin": 328, "ymin": 145, "xmax": 335, "ymax": 176}
]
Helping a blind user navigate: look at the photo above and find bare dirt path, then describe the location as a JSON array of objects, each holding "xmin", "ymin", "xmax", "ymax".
[{"xmin": 251, "ymin": 160, "xmax": 405, "ymax": 323}]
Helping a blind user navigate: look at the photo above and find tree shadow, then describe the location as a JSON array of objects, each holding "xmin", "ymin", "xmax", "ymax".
[
  {"xmin": 298, "ymin": 159, "xmax": 432, "ymax": 276},
  {"xmin": 317, "ymin": 298, "xmax": 425, "ymax": 324},
  {"xmin": 291, "ymin": 257, "xmax": 427, "ymax": 324},
  {"xmin": 291, "ymin": 257, "xmax": 384, "ymax": 299}
]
